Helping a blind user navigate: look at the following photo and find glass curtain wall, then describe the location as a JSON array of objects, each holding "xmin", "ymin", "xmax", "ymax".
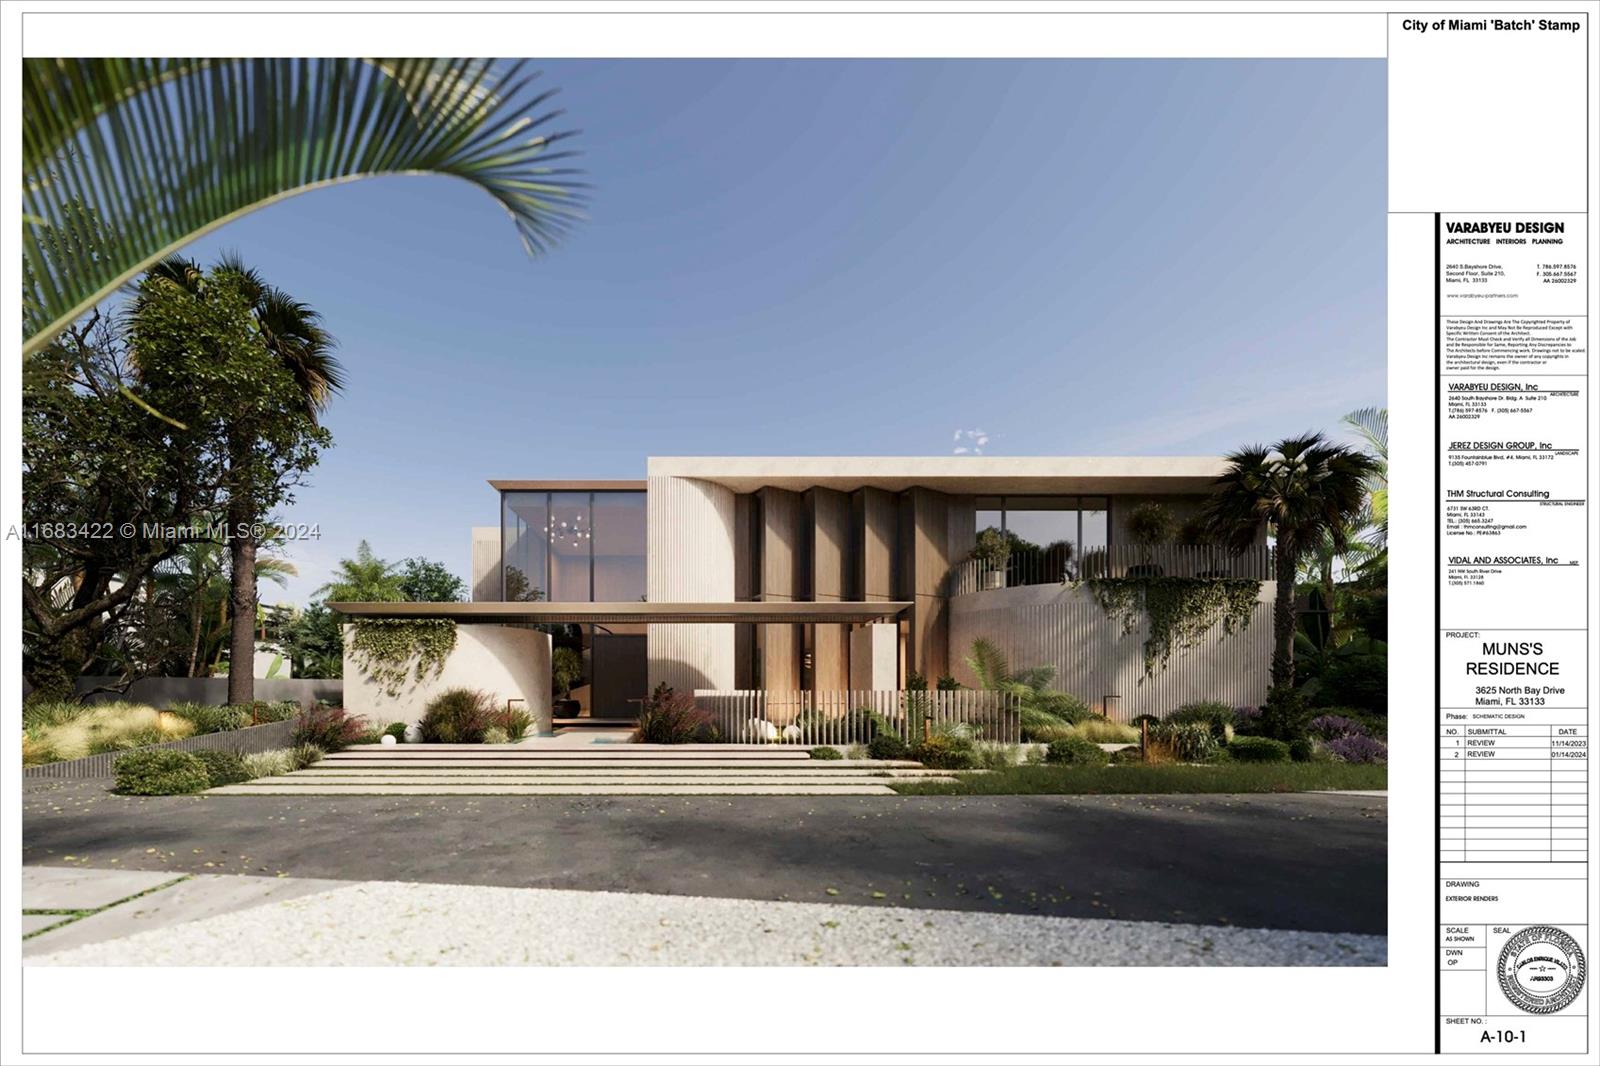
[{"xmin": 500, "ymin": 490, "xmax": 648, "ymax": 717}]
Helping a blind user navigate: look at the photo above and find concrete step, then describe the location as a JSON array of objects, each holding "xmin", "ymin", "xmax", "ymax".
[
  {"xmin": 208, "ymin": 782, "xmax": 900, "ymax": 796},
  {"xmin": 330, "ymin": 744, "xmax": 814, "ymax": 755},
  {"xmin": 288, "ymin": 768, "xmax": 947, "ymax": 777},
  {"xmin": 308, "ymin": 759, "xmax": 922, "ymax": 770},
  {"xmin": 241, "ymin": 774, "xmax": 951, "ymax": 787},
  {"xmin": 329, "ymin": 745, "xmax": 819, "ymax": 755}
]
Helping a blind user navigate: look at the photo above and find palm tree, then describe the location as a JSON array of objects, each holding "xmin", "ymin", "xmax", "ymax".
[
  {"xmin": 137, "ymin": 256, "xmax": 343, "ymax": 704},
  {"xmin": 317, "ymin": 541, "xmax": 408, "ymax": 603},
  {"xmin": 1203, "ymin": 433, "xmax": 1380, "ymax": 688},
  {"xmin": 1342, "ymin": 406, "xmax": 1388, "ymax": 553},
  {"xmin": 23, "ymin": 58, "xmax": 583, "ymax": 357}
]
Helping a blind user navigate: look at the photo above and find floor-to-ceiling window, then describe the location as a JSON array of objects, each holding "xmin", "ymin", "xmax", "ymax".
[
  {"xmin": 499, "ymin": 490, "xmax": 648, "ymax": 717},
  {"xmin": 501, "ymin": 492, "xmax": 549, "ymax": 601}
]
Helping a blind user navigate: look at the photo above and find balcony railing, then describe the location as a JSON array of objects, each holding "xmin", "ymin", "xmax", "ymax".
[{"xmin": 947, "ymin": 544, "xmax": 1276, "ymax": 595}]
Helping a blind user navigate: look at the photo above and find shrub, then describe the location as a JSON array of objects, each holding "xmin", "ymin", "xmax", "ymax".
[
  {"xmin": 22, "ymin": 699, "xmax": 89, "ymax": 730},
  {"xmin": 1110, "ymin": 744, "xmax": 1144, "ymax": 764},
  {"xmin": 418, "ymin": 688, "xmax": 494, "ymax": 744},
  {"xmin": 1024, "ymin": 724, "xmax": 1077, "ymax": 745},
  {"xmin": 913, "ymin": 734, "xmax": 979, "ymax": 770},
  {"xmin": 491, "ymin": 705, "xmax": 534, "ymax": 742},
  {"xmin": 113, "ymin": 750, "xmax": 211, "ymax": 795},
  {"xmin": 634, "ymin": 683, "xmax": 719, "ymax": 744},
  {"xmin": 1228, "ymin": 736, "xmax": 1291, "ymax": 763},
  {"xmin": 166, "ymin": 702, "xmax": 250, "ymax": 734},
  {"xmin": 482, "ymin": 726, "xmax": 510, "ymax": 745},
  {"xmin": 1258, "ymin": 686, "xmax": 1311, "ymax": 742},
  {"xmin": 1166, "ymin": 701, "xmax": 1236, "ymax": 742},
  {"xmin": 383, "ymin": 721, "xmax": 408, "ymax": 741},
  {"xmin": 292, "ymin": 706, "xmax": 369, "ymax": 751},
  {"xmin": 291, "ymin": 743, "xmax": 325, "ymax": 770},
  {"xmin": 1071, "ymin": 718, "xmax": 1139, "ymax": 744},
  {"xmin": 1130, "ymin": 714, "xmax": 1161, "ymax": 728},
  {"xmin": 192, "ymin": 748, "xmax": 250, "ymax": 786},
  {"xmin": 1326, "ymin": 734, "xmax": 1388, "ymax": 764},
  {"xmin": 1308, "ymin": 714, "xmax": 1366, "ymax": 740},
  {"xmin": 867, "ymin": 732, "xmax": 908, "ymax": 760},
  {"xmin": 1045, "ymin": 735, "xmax": 1108, "ymax": 766},
  {"xmin": 1232, "ymin": 705, "xmax": 1265, "ymax": 735},
  {"xmin": 975, "ymin": 742, "xmax": 1017, "ymax": 770},
  {"xmin": 242, "ymin": 748, "xmax": 296, "ymax": 779},
  {"xmin": 229, "ymin": 700, "xmax": 301, "ymax": 724},
  {"xmin": 1318, "ymin": 640, "xmax": 1387, "ymax": 712},
  {"xmin": 1146, "ymin": 721, "xmax": 1220, "ymax": 763},
  {"xmin": 1288, "ymin": 737, "xmax": 1315, "ymax": 763},
  {"xmin": 809, "ymin": 746, "xmax": 843, "ymax": 760}
]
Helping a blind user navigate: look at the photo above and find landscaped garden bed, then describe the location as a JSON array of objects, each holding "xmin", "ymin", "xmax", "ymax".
[{"xmin": 22, "ymin": 698, "xmax": 304, "ymax": 766}]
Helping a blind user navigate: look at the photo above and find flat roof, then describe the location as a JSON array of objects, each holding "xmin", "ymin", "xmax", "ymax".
[
  {"xmin": 487, "ymin": 480, "xmax": 648, "ymax": 492},
  {"xmin": 645, "ymin": 456, "xmax": 1226, "ymax": 495},
  {"xmin": 329, "ymin": 601, "xmax": 914, "ymax": 624}
]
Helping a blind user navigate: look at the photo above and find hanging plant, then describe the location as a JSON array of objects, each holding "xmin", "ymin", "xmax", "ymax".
[
  {"xmin": 1087, "ymin": 577, "xmax": 1260, "ymax": 677},
  {"xmin": 348, "ymin": 618, "xmax": 457, "ymax": 697}
]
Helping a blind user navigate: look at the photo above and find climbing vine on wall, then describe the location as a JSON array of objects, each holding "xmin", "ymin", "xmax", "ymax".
[
  {"xmin": 348, "ymin": 619, "xmax": 457, "ymax": 697},
  {"xmin": 1086, "ymin": 577, "xmax": 1261, "ymax": 677}
]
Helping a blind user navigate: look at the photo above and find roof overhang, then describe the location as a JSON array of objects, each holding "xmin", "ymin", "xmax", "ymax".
[
  {"xmin": 328, "ymin": 601, "xmax": 914, "ymax": 625},
  {"xmin": 644, "ymin": 456, "xmax": 1226, "ymax": 495},
  {"xmin": 487, "ymin": 480, "xmax": 648, "ymax": 492}
]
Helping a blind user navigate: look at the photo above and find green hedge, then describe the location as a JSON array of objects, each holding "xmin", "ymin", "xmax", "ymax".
[
  {"xmin": 1228, "ymin": 736, "xmax": 1291, "ymax": 763},
  {"xmin": 113, "ymin": 750, "xmax": 211, "ymax": 795},
  {"xmin": 1045, "ymin": 735, "xmax": 1108, "ymax": 767}
]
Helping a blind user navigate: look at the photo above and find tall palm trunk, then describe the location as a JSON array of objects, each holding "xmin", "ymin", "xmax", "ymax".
[
  {"xmin": 226, "ymin": 496, "xmax": 257, "ymax": 705},
  {"xmin": 225, "ymin": 426, "xmax": 258, "ymax": 705},
  {"xmin": 1271, "ymin": 531, "xmax": 1298, "ymax": 688}
]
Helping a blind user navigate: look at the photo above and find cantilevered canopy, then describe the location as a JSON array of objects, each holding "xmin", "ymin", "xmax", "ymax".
[{"xmin": 327, "ymin": 601, "xmax": 913, "ymax": 625}]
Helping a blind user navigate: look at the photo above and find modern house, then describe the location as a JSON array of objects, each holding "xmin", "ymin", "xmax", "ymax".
[{"xmin": 334, "ymin": 457, "xmax": 1273, "ymax": 731}]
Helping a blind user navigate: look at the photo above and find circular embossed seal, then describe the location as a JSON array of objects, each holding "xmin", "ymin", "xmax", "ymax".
[{"xmin": 1497, "ymin": 926, "xmax": 1586, "ymax": 1014}]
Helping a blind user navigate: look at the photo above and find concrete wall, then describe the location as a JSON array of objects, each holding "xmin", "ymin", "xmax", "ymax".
[
  {"xmin": 848, "ymin": 624, "xmax": 899, "ymax": 690},
  {"xmin": 646, "ymin": 475, "xmax": 737, "ymax": 692},
  {"xmin": 69, "ymin": 676, "xmax": 341, "ymax": 708},
  {"xmin": 342, "ymin": 624, "xmax": 553, "ymax": 732},
  {"xmin": 948, "ymin": 582, "xmax": 1273, "ymax": 721},
  {"xmin": 470, "ymin": 525, "xmax": 500, "ymax": 601}
]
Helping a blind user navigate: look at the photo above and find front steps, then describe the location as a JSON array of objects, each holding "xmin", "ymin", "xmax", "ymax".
[{"xmin": 207, "ymin": 745, "xmax": 949, "ymax": 796}]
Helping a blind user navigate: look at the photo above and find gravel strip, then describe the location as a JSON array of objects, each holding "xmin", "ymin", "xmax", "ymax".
[{"xmin": 29, "ymin": 878, "xmax": 1386, "ymax": 967}]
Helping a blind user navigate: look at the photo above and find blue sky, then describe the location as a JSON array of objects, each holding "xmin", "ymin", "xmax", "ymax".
[{"xmin": 176, "ymin": 59, "xmax": 1386, "ymax": 604}]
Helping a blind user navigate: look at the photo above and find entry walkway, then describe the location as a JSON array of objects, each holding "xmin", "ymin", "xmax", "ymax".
[{"xmin": 207, "ymin": 743, "xmax": 952, "ymax": 796}]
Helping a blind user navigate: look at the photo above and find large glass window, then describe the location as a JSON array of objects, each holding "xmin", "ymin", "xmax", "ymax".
[
  {"xmin": 549, "ymin": 492, "xmax": 593, "ymax": 601},
  {"xmin": 501, "ymin": 492, "xmax": 548, "ymax": 601},
  {"xmin": 592, "ymin": 491, "xmax": 648, "ymax": 601},
  {"xmin": 500, "ymin": 490, "xmax": 647, "ymax": 603},
  {"xmin": 975, "ymin": 496, "xmax": 1114, "ymax": 581}
]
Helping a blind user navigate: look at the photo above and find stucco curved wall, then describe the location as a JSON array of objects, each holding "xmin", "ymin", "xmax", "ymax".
[
  {"xmin": 343, "ymin": 624, "xmax": 553, "ymax": 733},
  {"xmin": 646, "ymin": 475, "xmax": 737, "ymax": 692}
]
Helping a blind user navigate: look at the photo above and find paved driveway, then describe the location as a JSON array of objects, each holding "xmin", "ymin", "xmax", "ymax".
[{"xmin": 23, "ymin": 780, "xmax": 1386, "ymax": 934}]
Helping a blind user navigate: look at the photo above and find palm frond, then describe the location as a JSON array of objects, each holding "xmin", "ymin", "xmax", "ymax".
[
  {"xmin": 964, "ymin": 637, "xmax": 1011, "ymax": 691},
  {"xmin": 1341, "ymin": 406, "xmax": 1387, "ymax": 462},
  {"xmin": 23, "ymin": 58, "xmax": 584, "ymax": 356}
]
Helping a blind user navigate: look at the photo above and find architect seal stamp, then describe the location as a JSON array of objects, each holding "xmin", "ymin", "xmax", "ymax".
[{"xmin": 1497, "ymin": 926, "xmax": 1586, "ymax": 1014}]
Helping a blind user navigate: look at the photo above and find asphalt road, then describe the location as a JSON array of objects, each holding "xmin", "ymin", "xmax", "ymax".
[{"xmin": 23, "ymin": 781, "xmax": 1386, "ymax": 933}]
